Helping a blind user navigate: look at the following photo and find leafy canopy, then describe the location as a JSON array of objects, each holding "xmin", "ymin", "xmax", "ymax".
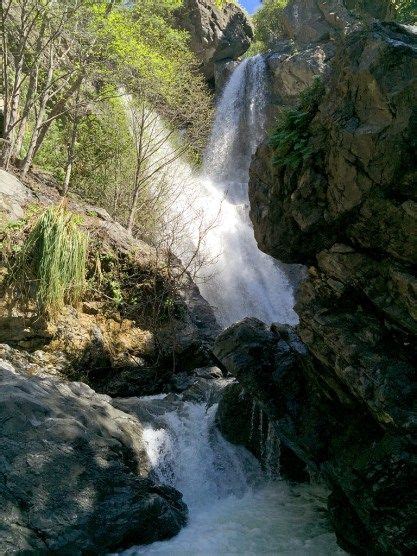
[{"xmin": 250, "ymin": 0, "xmax": 289, "ymax": 53}]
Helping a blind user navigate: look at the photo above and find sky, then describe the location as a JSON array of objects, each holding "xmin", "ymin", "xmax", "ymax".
[{"xmin": 240, "ymin": 0, "xmax": 261, "ymax": 14}]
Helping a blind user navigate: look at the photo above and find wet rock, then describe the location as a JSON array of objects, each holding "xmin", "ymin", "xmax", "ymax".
[
  {"xmin": 0, "ymin": 357, "xmax": 187, "ymax": 553},
  {"xmin": 175, "ymin": 0, "xmax": 253, "ymax": 82},
  {"xmin": 214, "ymin": 58, "xmax": 238, "ymax": 93},
  {"xmin": 214, "ymin": 319, "xmax": 417, "ymax": 554}
]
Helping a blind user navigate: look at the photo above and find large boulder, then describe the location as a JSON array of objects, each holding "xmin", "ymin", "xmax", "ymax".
[
  {"xmin": 281, "ymin": 0, "xmax": 354, "ymax": 46},
  {"xmin": 0, "ymin": 350, "xmax": 187, "ymax": 553},
  {"xmin": 266, "ymin": 42, "xmax": 333, "ymax": 107},
  {"xmin": 175, "ymin": 0, "xmax": 253, "ymax": 83},
  {"xmin": 214, "ymin": 319, "xmax": 417, "ymax": 555}
]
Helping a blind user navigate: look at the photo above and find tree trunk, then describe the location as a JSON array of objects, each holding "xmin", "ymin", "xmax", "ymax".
[
  {"xmin": 21, "ymin": 46, "xmax": 55, "ymax": 178},
  {"xmin": 31, "ymin": 73, "xmax": 84, "ymax": 162},
  {"xmin": 62, "ymin": 100, "xmax": 80, "ymax": 195},
  {"xmin": 1, "ymin": 56, "xmax": 24, "ymax": 169},
  {"xmin": 127, "ymin": 180, "xmax": 141, "ymax": 233}
]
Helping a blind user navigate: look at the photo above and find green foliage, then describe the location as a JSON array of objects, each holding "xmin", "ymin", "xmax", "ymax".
[
  {"xmin": 251, "ymin": 0, "xmax": 289, "ymax": 52},
  {"xmin": 89, "ymin": 245, "xmax": 186, "ymax": 327},
  {"xmin": 10, "ymin": 205, "xmax": 89, "ymax": 318},
  {"xmin": 270, "ymin": 79, "xmax": 325, "ymax": 170},
  {"xmin": 394, "ymin": 0, "xmax": 417, "ymax": 23},
  {"xmin": 70, "ymin": 96, "xmax": 136, "ymax": 210},
  {"xmin": 214, "ymin": 0, "xmax": 236, "ymax": 7},
  {"xmin": 31, "ymin": 119, "xmax": 68, "ymax": 182},
  {"xmin": 109, "ymin": 279, "xmax": 123, "ymax": 306},
  {"xmin": 93, "ymin": 0, "xmax": 212, "ymax": 148}
]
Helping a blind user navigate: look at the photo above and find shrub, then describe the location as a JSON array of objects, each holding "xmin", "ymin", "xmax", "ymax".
[
  {"xmin": 270, "ymin": 78, "xmax": 325, "ymax": 170},
  {"xmin": 10, "ymin": 204, "xmax": 89, "ymax": 318},
  {"xmin": 252, "ymin": 0, "xmax": 289, "ymax": 52}
]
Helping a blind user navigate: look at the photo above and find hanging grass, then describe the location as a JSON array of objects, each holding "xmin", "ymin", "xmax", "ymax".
[{"xmin": 10, "ymin": 204, "xmax": 89, "ymax": 319}]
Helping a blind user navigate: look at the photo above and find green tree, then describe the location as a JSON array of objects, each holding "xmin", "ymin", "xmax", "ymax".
[
  {"xmin": 251, "ymin": 0, "xmax": 289, "ymax": 52},
  {"xmin": 394, "ymin": 0, "xmax": 417, "ymax": 23}
]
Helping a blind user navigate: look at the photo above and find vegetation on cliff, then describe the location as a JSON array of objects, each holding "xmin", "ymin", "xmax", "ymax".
[
  {"xmin": 250, "ymin": 0, "xmax": 289, "ymax": 52},
  {"xmin": 9, "ymin": 205, "xmax": 88, "ymax": 318},
  {"xmin": 270, "ymin": 78, "xmax": 325, "ymax": 170},
  {"xmin": 394, "ymin": 0, "xmax": 417, "ymax": 23}
]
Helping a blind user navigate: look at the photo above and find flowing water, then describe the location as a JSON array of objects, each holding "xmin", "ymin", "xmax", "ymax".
[
  {"xmin": 192, "ymin": 55, "xmax": 298, "ymax": 327},
  {"xmin": 119, "ymin": 398, "xmax": 343, "ymax": 555},
  {"xmin": 119, "ymin": 57, "xmax": 343, "ymax": 554}
]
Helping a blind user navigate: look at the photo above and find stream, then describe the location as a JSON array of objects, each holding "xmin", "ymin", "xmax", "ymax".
[
  {"xmin": 119, "ymin": 398, "xmax": 343, "ymax": 555},
  {"xmin": 120, "ymin": 56, "xmax": 343, "ymax": 555}
]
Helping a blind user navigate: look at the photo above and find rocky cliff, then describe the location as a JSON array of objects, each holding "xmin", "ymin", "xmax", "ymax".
[
  {"xmin": 216, "ymin": 19, "xmax": 417, "ymax": 556},
  {"xmin": 0, "ymin": 168, "xmax": 220, "ymax": 394},
  {"xmin": 262, "ymin": 0, "xmax": 396, "ymax": 115},
  {"xmin": 175, "ymin": 0, "xmax": 253, "ymax": 86}
]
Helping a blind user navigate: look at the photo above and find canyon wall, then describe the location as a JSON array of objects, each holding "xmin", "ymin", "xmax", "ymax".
[{"xmin": 216, "ymin": 18, "xmax": 417, "ymax": 556}]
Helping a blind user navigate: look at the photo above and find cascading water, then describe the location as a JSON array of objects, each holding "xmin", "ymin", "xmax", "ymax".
[
  {"xmin": 118, "ymin": 57, "xmax": 344, "ymax": 555},
  {"xmin": 191, "ymin": 55, "xmax": 299, "ymax": 327},
  {"xmin": 118, "ymin": 396, "xmax": 344, "ymax": 555},
  {"xmin": 123, "ymin": 56, "xmax": 299, "ymax": 328}
]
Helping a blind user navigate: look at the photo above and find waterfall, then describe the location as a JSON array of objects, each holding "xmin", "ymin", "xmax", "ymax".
[
  {"xmin": 116, "ymin": 58, "xmax": 344, "ymax": 555},
  {"xmin": 192, "ymin": 55, "xmax": 298, "ymax": 327},
  {"xmin": 123, "ymin": 56, "xmax": 298, "ymax": 329}
]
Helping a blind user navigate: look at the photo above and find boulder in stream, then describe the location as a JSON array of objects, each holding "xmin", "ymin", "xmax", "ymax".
[
  {"xmin": 214, "ymin": 318, "xmax": 417, "ymax": 554},
  {"xmin": 0, "ymin": 350, "xmax": 187, "ymax": 553}
]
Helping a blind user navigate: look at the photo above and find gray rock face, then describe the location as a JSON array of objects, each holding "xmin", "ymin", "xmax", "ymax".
[
  {"xmin": 213, "ymin": 58, "xmax": 238, "ymax": 93},
  {"xmin": 0, "ymin": 353, "xmax": 187, "ymax": 553},
  {"xmin": 282, "ymin": 0, "xmax": 354, "ymax": 45},
  {"xmin": 280, "ymin": 0, "xmax": 394, "ymax": 46},
  {"xmin": 214, "ymin": 319, "xmax": 417, "ymax": 555},
  {"xmin": 263, "ymin": 0, "xmax": 395, "ymax": 120},
  {"xmin": 175, "ymin": 0, "xmax": 253, "ymax": 82},
  {"xmin": 243, "ymin": 21, "xmax": 417, "ymax": 556},
  {"xmin": 266, "ymin": 42, "xmax": 333, "ymax": 106},
  {"xmin": 250, "ymin": 23, "xmax": 417, "ymax": 266}
]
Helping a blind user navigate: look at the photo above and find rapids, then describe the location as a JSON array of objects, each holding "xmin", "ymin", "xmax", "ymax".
[{"xmin": 118, "ymin": 400, "xmax": 344, "ymax": 555}]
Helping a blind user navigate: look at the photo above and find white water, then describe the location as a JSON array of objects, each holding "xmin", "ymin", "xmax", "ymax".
[
  {"xmin": 192, "ymin": 55, "xmax": 298, "ymax": 327},
  {"xmin": 120, "ymin": 400, "xmax": 344, "ymax": 555},
  {"xmin": 123, "ymin": 56, "xmax": 298, "ymax": 328},
  {"xmin": 118, "ymin": 58, "xmax": 343, "ymax": 555}
]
